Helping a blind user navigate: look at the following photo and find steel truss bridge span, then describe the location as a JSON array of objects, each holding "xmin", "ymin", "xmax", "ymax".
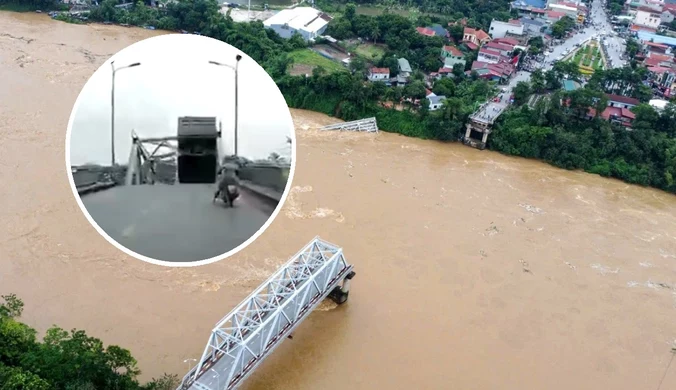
[{"xmin": 178, "ymin": 237, "xmax": 356, "ymax": 390}]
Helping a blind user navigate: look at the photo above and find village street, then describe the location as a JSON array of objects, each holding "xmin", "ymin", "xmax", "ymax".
[{"xmin": 505, "ymin": 0, "xmax": 626, "ymax": 98}]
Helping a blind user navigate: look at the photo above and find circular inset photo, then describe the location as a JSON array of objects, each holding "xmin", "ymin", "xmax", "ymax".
[{"xmin": 66, "ymin": 34, "xmax": 295, "ymax": 266}]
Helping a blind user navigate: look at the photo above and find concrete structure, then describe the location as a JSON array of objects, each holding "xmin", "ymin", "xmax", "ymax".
[
  {"xmin": 635, "ymin": 7, "xmax": 663, "ymax": 28},
  {"xmin": 263, "ymin": 7, "xmax": 331, "ymax": 42},
  {"xmin": 178, "ymin": 237, "xmax": 356, "ymax": 390},
  {"xmin": 489, "ymin": 19, "xmax": 524, "ymax": 39},
  {"xmin": 440, "ymin": 45, "xmax": 466, "ymax": 68},
  {"xmin": 464, "ymin": 102, "xmax": 506, "ymax": 149},
  {"xmin": 397, "ymin": 58, "xmax": 412, "ymax": 85},
  {"xmin": 368, "ymin": 67, "xmax": 390, "ymax": 82},
  {"xmin": 80, "ymin": 184, "xmax": 275, "ymax": 262}
]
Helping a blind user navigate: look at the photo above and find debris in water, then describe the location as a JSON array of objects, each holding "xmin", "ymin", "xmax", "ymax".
[
  {"xmin": 564, "ymin": 261, "xmax": 576, "ymax": 270},
  {"xmin": 590, "ymin": 264, "xmax": 620, "ymax": 275},
  {"xmin": 519, "ymin": 259, "xmax": 531, "ymax": 273},
  {"xmin": 483, "ymin": 224, "xmax": 500, "ymax": 237},
  {"xmin": 519, "ymin": 203, "xmax": 544, "ymax": 214}
]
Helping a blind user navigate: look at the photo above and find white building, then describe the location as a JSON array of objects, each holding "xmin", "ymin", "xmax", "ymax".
[
  {"xmin": 549, "ymin": 4, "xmax": 579, "ymax": 18},
  {"xmin": 488, "ymin": 20, "xmax": 524, "ymax": 39},
  {"xmin": 263, "ymin": 7, "xmax": 332, "ymax": 42},
  {"xmin": 368, "ymin": 67, "xmax": 390, "ymax": 82},
  {"xmin": 635, "ymin": 7, "xmax": 663, "ymax": 29}
]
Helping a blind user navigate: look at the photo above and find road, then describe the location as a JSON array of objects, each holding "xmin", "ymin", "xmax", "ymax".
[
  {"xmin": 543, "ymin": 0, "xmax": 626, "ymax": 71},
  {"xmin": 81, "ymin": 184, "xmax": 275, "ymax": 262}
]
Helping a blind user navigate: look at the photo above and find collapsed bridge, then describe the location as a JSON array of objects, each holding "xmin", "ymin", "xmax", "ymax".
[{"xmin": 178, "ymin": 237, "xmax": 355, "ymax": 390}]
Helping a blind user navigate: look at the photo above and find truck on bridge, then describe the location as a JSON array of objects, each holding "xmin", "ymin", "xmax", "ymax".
[{"xmin": 177, "ymin": 116, "xmax": 222, "ymax": 184}]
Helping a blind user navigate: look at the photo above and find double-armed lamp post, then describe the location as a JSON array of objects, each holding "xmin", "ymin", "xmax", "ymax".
[
  {"xmin": 110, "ymin": 60, "xmax": 141, "ymax": 167},
  {"xmin": 208, "ymin": 54, "xmax": 242, "ymax": 156}
]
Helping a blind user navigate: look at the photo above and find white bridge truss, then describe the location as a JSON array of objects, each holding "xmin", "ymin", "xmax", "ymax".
[
  {"xmin": 178, "ymin": 237, "xmax": 356, "ymax": 390},
  {"xmin": 125, "ymin": 131, "xmax": 178, "ymax": 185},
  {"xmin": 320, "ymin": 117, "xmax": 378, "ymax": 133}
]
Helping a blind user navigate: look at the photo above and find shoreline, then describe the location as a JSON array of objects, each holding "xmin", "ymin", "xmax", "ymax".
[{"xmin": 2, "ymin": 8, "xmax": 674, "ymax": 196}]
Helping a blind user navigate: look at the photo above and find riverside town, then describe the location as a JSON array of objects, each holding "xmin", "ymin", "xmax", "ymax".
[{"xmin": 1, "ymin": 0, "xmax": 676, "ymax": 389}]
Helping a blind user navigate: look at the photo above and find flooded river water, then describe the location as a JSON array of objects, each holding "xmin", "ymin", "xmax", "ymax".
[{"xmin": 1, "ymin": 11, "xmax": 676, "ymax": 390}]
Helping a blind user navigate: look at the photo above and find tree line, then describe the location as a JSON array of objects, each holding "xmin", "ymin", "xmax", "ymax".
[
  {"xmin": 0, "ymin": 294, "xmax": 178, "ymax": 390},
  {"xmin": 492, "ymin": 65, "xmax": 676, "ymax": 194}
]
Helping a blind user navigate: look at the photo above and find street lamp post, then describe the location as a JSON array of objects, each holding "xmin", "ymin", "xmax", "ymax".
[
  {"xmin": 208, "ymin": 54, "xmax": 243, "ymax": 156},
  {"xmin": 110, "ymin": 60, "xmax": 141, "ymax": 167}
]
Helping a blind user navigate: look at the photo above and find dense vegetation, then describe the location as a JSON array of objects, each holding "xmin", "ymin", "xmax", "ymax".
[
  {"xmin": 318, "ymin": 0, "xmax": 514, "ymax": 31},
  {"xmin": 0, "ymin": 294, "xmax": 177, "ymax": 390},
  {"xmin": 493, "ymin": 65, "xmax": 676, "ymax": 193},
  {"xmin": 2, "ymin": 0, "xmax": 675, "ymax": 194}
]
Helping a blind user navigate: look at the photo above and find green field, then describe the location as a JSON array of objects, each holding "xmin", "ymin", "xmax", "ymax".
[
  {"xmin": 287, "ymin": 49, "xmax": 347, "ymax": 74},
  {"xmin": 354, "ymin": 43, "xmax": 386, "ymax": 61}
]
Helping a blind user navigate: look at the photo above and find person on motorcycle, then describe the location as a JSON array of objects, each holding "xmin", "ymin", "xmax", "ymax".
[{"xmin": 214, "ymin": 162, "xmax": 241, "ymax": 207}]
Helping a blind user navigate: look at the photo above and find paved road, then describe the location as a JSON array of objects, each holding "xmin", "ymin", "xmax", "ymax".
[
  {"xmin": 542, "ymin": 0, "xmax": 626, "ymax": 70},
  {"xmin": 81, "ymin": 184, "xmax": 275, "ymax": 262}
]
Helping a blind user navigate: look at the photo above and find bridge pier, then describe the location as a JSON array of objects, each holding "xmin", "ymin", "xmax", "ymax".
[{"xmin": 328, "ymin": 271, "xmax": 356, "ymax": 304}]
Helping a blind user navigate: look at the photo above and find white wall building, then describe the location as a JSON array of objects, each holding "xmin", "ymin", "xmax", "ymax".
[
  {"xmin": 635, "ymin": 7, "xmax": 663, "ymax": 29},
  {"xmin": 488, "ymin": 20, "xmax": 524, "ymax": 39},
  {"xmin": 548, "ymin": 4, "xmax": 579, "ymax": 18},
  {"xmin": 263, "ymin": 7, "xmax": 332, "ymax": 42}
]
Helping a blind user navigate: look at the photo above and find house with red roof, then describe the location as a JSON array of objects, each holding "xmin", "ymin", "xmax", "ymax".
[
  {"xmin": 492, "ymin": 37, "xmax": 519, "ymax": 48},
  {"xmin": 606, "ymin": 94, "xmax": 641, "ymax": 109},
  {"xmin": 644, "ymin": 52, "xmax": 674, "ymax": 68},
  {"xmin": 471, "ymin": 61, "xmax": 515, "ymax": 82},
  {"xmin": 546, "ymin": 10, "xmax": 566, "ymax": 22},
  {"xmin": 368, "ymin": 67, "xmax": 390, "ymax": 82},
  {"xmin": 416, "ymin": 27, "xmax": 436, "ymax": 37},
  {"xmin": 644, "ymin": 41, "xmax": 670, "ymax": 55},
  {"xmin": 440, "ymin": 45, "xmax": 466, "ymax": 68},
  {"xmin": 484, "ymin": 41, "xmax": 514, "ymax": 57},
  {"xmin": 662, "ymin": 4, "xmax": 676, "ymax": 25},
  {"xmin": 462, "ymin": 27, "xmax": 491, "ymax": 50},
  {"xmin": 588, "ymin": 107, "xmax": 636, "ymax": 128}
]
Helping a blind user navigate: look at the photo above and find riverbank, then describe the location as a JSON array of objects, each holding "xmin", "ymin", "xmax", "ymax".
[
  {"xmin": 1, "ymin": 12, "xmax": 676, "ymax": 389},
  {"xmin": 4, "ymin": 4, "xmax": 675, "ymax": 195}
]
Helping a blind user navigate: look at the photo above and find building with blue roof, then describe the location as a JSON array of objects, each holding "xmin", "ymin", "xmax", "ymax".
[{"xmin": 637, "ymin": 31, "xmax": 676, "ymax": 47}]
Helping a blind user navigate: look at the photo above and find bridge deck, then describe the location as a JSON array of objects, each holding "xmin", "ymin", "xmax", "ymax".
[
  {"xmin": 180, "ymin": 238, "xmax": 354, "ymax": 390},
  {"xmin": 80, "ymin": 184, "xmax": 274, "ymax": 262}
]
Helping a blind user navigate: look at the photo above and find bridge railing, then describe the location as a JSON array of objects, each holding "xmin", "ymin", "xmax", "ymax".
[{"xmin": 179, "ymin": 237, "xmax": 355, "ymax": 390}]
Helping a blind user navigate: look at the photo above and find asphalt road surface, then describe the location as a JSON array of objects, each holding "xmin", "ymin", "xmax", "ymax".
[
  {"xmin": 542, "ymin": 0, "xmax": 626, "ymax": 71},
  {"xmin": 81, "ymin": 184, "xmax": 275, "ymax": 262}
]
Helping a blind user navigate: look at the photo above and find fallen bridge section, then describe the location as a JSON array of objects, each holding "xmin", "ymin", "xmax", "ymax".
[
  {"xmin": 320, "ymin": 117, "xmax": 378, "ymax": 133},
  {"xmin": 179, "ymin": 237, "xmax": 356, "ymax": 390}
]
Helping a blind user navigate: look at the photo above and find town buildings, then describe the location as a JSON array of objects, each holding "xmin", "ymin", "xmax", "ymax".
[{"xmin": 263, "ymin": 7, "xmax": 332, "ymax": 41}]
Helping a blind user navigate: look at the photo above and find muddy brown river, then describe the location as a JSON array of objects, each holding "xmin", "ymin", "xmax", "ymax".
[{"xmin": 1, "ymin": 11, "xmax": 676, "ymax": 390}]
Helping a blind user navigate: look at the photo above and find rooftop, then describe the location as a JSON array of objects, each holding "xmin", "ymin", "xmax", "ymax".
[
  {"xmin": 398, "ymin": 58, "xmax": 412, "ymax": 73},
  {"xmin": 607, "ymin": 93, "xmax": 641, "ymax": 106},
  {"xmin": 443, "ymin": 45, "xmax": 464, "ymax": 56},
  {"xmin": 416, "ymin": 27, "xmax": 436, "ymax": 37},
  {"xmin": 263, "ymin": 7, "xmax": 331, "ymax": 32}
]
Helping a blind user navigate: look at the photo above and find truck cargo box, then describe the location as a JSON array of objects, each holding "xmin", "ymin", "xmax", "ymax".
[{"xmin": 176, "ymin": 116, "xmax": 221, "ymax": 184}]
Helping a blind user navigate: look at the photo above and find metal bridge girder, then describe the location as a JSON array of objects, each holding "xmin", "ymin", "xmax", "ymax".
[{"xmin": 179, "ymin": 237, "xmax": 354, "ymax": 390}]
